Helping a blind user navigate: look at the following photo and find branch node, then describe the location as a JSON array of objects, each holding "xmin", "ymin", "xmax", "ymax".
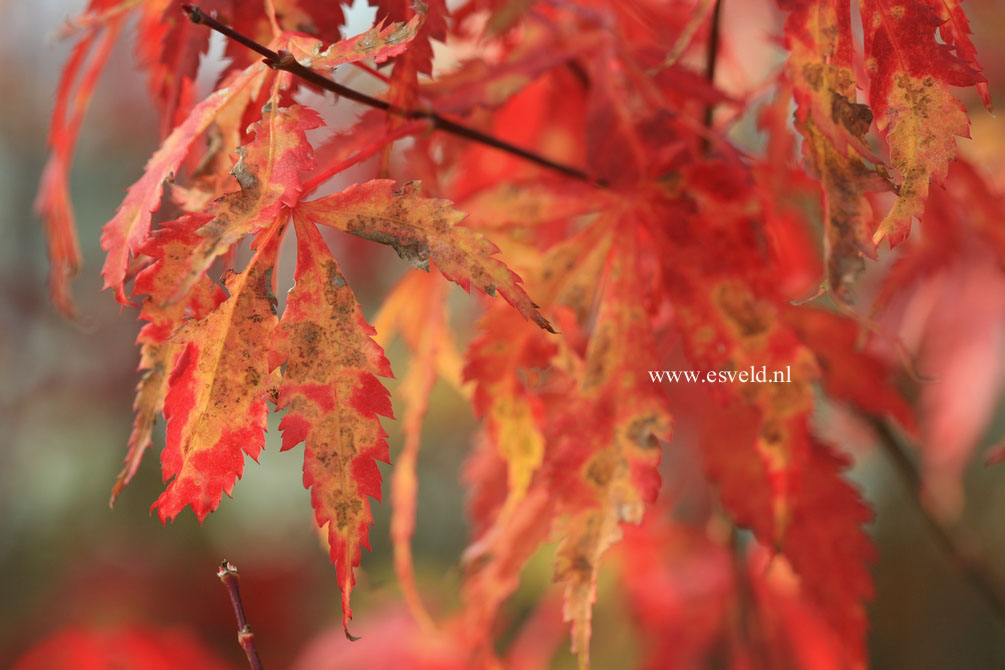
[
  {"xmin": 181, "ymin": 4, "xmax": 203, "ymax": 23},
  {"xmin": 276, "ymin": 49, "xmax": 297, "ymax": 69}
]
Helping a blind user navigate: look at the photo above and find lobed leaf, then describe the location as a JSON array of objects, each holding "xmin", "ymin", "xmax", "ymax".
[
  {"xmin": 369, "ymin": 0, "xmax": 447, "ymax": 78},
  {"xmin": 929, "ymin": 0, "xmax": 991, "ymax": 110},
  {"xmin": 464, "ymin": 306, "xmax": 556, "ymax": 523},
  {"xmin": 36, "ymin": 15, "xmax": 124, "ymax": 318},
  {"xmin": 859, "ymin": 0, "xmax": 986, "ymax": 246},
  {"xmin": 270, "ymin": 215, "xmax": 394, "ymax": 639},
  {"xmin": 135, "ymin": 0, "xmax": 218, "ymax": 138},
  {"xmin": 100, "ymin": 62, "xmax": 267, "ymax": 305},
  {"xmin": 703, "ymin": 406, "xmax": 875, "ymax": 666},
  {"xmin": 297, "ymin": 179, "xmax": 554, "ymax": 331},
  {"xmin": 780, "ymin": 0, "xmax": 888, "ymax": 299},
  {"xmin": 111, "ymin": 214, "xmax": 228, "ymax": 505},
  {"xmin": 781, "ymin": 305, "xmax": 917, "ymax": 436},
  {"xmin": 173, "ymin": 103, "xmax": 322, "ymax": 301},
  {"xmin": 285, "ymin": 16, "xmax": 421, "ymax": 70},
  {"xmin": 153, "ymin": 221, "xmax": 283, "ymax": 522},
  {"xmin": 551, "ymin": 236, "xmax": 669, "ymax": 670}
]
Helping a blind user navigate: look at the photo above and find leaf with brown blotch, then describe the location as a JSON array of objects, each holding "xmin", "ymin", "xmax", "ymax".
[
  {"xmin": 782, "ymin": 0, "xmax": 874, "ymax": 155},
  {"xmin": 152, "ymin": 219, "xmax": 284, "ymax": 523},
  {"xmin": 779, "ymin": 0, "xmax": 889, "ymax": 300},
  {"xmin": 173, "ymin": 103, "xmax": 322, "ymax": 302},
  {"xmin": 801, "ymin": 118, "xmax": 889, "ymax": 299},
  {"xmin": 217, "ymin": 2, "xmax": 324, "ymax": 77},
  {"xmin": 552, "ymin": 236, "xmax": 669, "ymax": 670},
  {"xmin": 111, "ymin": 214, "xmax": 228, "ymax": 506},
  {"xmin": 296, "ymin": 179, "xmax": 554, "ymax": 332},
  {"xmin": 100, "ymin": 61, "xmax": 267, "ymax": 306},
  {"xmin": 268, "ymin": 216, "xmax": 394, "ymax": 640},
  {"xmin": 859, "ymin": 0, "xmax": 986, "ymax": 247},
  {"xmin": 459, "ymin": 205, "xmax": 658, "ymax": 666},
  {"xmin": 33, "ymin": 0, "xmax": 1000, "ymax": 662}
]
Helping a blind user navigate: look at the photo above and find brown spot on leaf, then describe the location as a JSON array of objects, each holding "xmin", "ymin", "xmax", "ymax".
[
  {"xmin": 802, "ymin": 63, "xmax": 824, "ymax": 91},
  {"xmin": 715, "ymin": 284, "xmax": 773, "ymax": 338},
  {"xmin": 586, "ymin": 450, "xmax": 616, "ymax": 488},
  {"xmin": 831, "ymin": 93, "xmax": 873, "ymax": 140}
]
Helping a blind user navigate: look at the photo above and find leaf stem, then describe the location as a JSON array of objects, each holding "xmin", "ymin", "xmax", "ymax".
[
  {"xmin": 302, "ymin": 120, "xmax": 427, "ymax": 195},
  {"xmin": 867, "ymin": 416, "xmax": 1005, "ymax": 624},
  {"xmin": 217, "ymin": 560, "xmax": 265, "ymax": 670},
  {"xmin": 181, "ymin": 5, "xmax": 598, "ymax": 185}
]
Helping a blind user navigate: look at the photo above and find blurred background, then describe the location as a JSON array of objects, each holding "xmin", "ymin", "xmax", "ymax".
[{"xmin": 2, "ymin": 0, "xmax": 1005, "ymax": 668}]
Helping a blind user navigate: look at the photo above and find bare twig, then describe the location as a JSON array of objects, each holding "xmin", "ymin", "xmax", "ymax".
[
  {"xmin": 217, "ymin": 560, "xmax": 264, "ymax": 670},
  {"xmin": 867, "ymin": 416, "xmax": 1005, "ymax": 623},
  {"xmin": 181, "ymin": 4, "xmax": 598, "ymax": 185}
]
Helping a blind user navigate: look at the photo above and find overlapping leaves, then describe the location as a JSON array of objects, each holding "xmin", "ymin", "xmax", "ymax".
[{"xmin": 36, "ymin": 0, "xmax": 996, "ymax": 668}]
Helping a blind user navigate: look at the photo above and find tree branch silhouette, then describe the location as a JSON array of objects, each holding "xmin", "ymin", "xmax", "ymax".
[{"xmin": 868, "ymin": 416, "xmax": 1005, "ymax": 623}]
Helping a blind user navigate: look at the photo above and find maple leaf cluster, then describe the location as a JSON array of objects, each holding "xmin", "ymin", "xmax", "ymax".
[{"xmin": 35, "ymin": 0, "xmax": 1001, "ymax": 667}]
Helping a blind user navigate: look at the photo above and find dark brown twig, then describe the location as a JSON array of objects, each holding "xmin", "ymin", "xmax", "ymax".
[
  {"xmin": 217, "ymin": 560, "xmax": 264, "ymax": 670},
  {"xmin": 867, "ymin": 416, "xmax": 1005, "ymax": 623},
  {"xmin": 181, "ymin": 4, "xmax": 596, "ymax": 185}
]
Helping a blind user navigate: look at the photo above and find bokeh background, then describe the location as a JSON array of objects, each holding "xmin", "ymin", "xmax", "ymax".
[{"xmin": 2, "ymin": 0, "xmax": 1005, "ymax": 668}]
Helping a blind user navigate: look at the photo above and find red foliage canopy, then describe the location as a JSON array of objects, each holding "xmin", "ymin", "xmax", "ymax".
[{"xmin": 35, "ymin": 0, "xmax": 1002, "ymax": 667}]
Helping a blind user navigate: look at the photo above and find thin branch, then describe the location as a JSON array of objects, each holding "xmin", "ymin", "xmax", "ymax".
[
  {"xmin": 727, "ymin": 524, "xmax": 756, "ymax": 656},
  {"xmin": 701, "ymin": 0, "xmax": 723, "ymax": 154},
  {"xmin": 217, "ymin": 560, "xmax": 264, "ymax": 670},
  {"xmin": 181, "ymin": 5, "xmax": 597, "ymax": 185},
  {"xmin": 867, "ymin": 416, "xmax": 1005, "ymax": 623}
]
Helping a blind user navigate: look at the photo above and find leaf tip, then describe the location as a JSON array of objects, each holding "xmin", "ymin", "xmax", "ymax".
[{"xmin": 108, "ymin": 481, "xmax": 124, "ymax": 509}]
